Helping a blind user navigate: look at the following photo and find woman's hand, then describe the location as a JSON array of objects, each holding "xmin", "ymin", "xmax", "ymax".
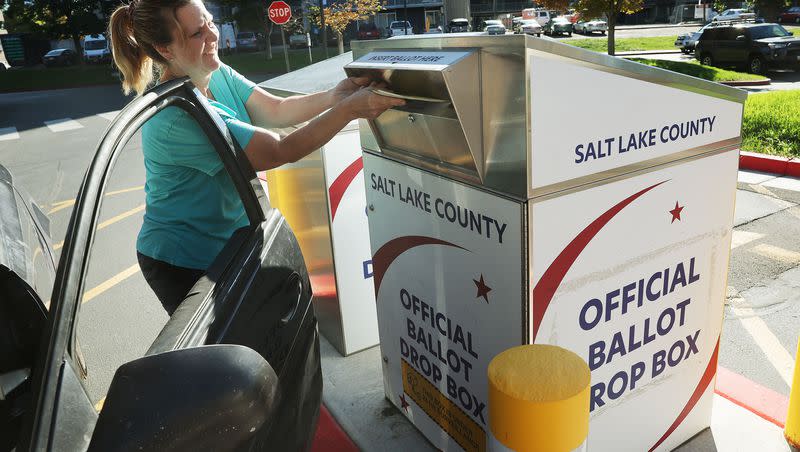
[
  {"xmin": 329, "ymin": 76, "xmax": 372, "ymax": 103},
  {"xmin": 342, "ymin": 84, "xmax": 405, "ymax": 120}
]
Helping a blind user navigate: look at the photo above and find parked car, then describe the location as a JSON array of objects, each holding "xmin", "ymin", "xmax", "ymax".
[
  {"xmin": 778, "ymin": 6, "xmax": 800, "ymax": 24},
  {"xmin": 711, "ymin": 8, "xmax": 756, "ymax": 22},
  {"xmin": 675, "ymin": 31, "xmax": 702, "ymax": 53},
  {"xmin": 388, "ymin": 21, "xmax": 413, "ymax": 37},
  {"xmin": 357, "ymin": 23, "xmax": 381, "ymax": 40},
  {"xmin": 676, "ymin": 22, "xmax": 719, "ymax": 53},
  {"xmin": 289, "ymin": 33, "xmax": 308, "ymax": 49},
  {"xmin": 42, "ymin": 48, "xmax": 77, "ymax": 67},
  {"xmin": 543, "ymin": 17, "xmax": 573, "ymax": 36},
  {"xmin": 446, "ymin": 18, "xmax": 471, "ymax": 33},
  {"xmin": 695, "ymin": 23, "xmax": 799, "ymax": 74},
  {"xmin": 522, "ymin": 8, "xmax": 555, "ymax": 26},
  {"xmin": 2, "ymin": 78, "xmax": 323, "ymax": 452},
  {"xmin": 83, "ymin": 34, "xmax": 111, "ymax": 63},
  {"xmin": 573, "ymin": 18, "xmax": 607, "ymax": 35},
  {"xmin": 519, "ymin": 19, "xmax": 543, "ymax": 37},
  {"xmin": 483, "ymin": 19, "xmax": 507, "ymax": 35},
  {"xmin": 236, "ymin": 31, "xmax": 263, "ymax": 51}
]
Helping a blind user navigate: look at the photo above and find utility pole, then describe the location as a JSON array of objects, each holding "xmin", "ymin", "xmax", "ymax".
[
  {"xmin": 443, "ymin": 0, "xmax": 470, "ymax": 25},
  {"xmin": 404, "ymin": 0, "xmax": 409, "ymax": 34},
  {"xmin": 319, "ymin": 0, "xmax": 328, "ymax": 58}
]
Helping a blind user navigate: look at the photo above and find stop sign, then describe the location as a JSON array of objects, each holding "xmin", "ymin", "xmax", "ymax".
[{"xmin": 268, "ymin": 1, "xmax": 292, "ymax": 25}]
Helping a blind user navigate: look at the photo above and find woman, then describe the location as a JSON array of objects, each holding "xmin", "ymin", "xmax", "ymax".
[{"xmin": 108, "ymin": 0, "xmax": 403, "ymax": 314}]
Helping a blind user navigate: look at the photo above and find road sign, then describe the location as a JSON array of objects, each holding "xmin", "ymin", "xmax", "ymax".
[{"xmin": 268, "ymin": 1, "xmax": 292, "ymax": 25}]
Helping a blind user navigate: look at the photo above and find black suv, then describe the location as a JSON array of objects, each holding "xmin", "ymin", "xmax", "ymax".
[{"xmin": 695, "ymin": 23, "xmax": 800, "ymax": 74}]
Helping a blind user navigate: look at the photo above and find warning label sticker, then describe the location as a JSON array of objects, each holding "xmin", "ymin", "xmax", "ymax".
[{"xmin": 402, "ymin": 359, "xmax": 486, "ymax": 452}]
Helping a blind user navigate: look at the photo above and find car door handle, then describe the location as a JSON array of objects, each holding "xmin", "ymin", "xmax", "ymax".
[{"xmin": 280, "ymin": 273, "xmax": 303, "ymax": 325}]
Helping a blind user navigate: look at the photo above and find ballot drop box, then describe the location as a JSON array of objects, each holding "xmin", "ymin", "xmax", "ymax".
[
  {"xmin": 345, "ymin": 35, "xmax": 747, "ymax": 452},
  {"xmin": 258, "ymin": 53, "xmax": 379, "ymax": 356}
]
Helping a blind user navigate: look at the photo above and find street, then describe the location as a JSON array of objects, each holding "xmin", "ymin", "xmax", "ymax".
[{"xmin": 1, "ymin": 34, "xmax": 798, "ymax": 420}]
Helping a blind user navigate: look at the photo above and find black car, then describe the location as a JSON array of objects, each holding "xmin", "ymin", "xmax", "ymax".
[
  {"xmin": 695, "ymin": 23, "xmax": 800, "ymax": 74},
  {"xmin": 2, "ymin": 78, "xmax": 322, "ymax": 451},
  {"xmin": 42, "ymin": 48, "xmax": 77, "ymax": 67},
  {"xmin": 447, "ymin": 18, "xmax": 471, "ymax": 33}
]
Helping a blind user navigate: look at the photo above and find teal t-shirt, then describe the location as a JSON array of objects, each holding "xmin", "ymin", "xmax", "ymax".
[{"xmin": 137, "ymin": 64, "xmax": 258, "ymax": 270}]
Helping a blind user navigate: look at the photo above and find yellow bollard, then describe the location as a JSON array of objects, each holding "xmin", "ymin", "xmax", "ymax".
[
  {"xmin": 488, "ymin": 344, "xmax": 590, "ymax": 452},
  {"xmin": 786, "ymin": 337, "xmax": 800, "ymax": 452}
]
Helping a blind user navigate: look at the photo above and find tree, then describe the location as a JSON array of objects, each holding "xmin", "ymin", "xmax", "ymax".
[
  {"xmin": 1, "ymin": 0, "xmax": 112, "ymax": 55},
  {"xmin": 752, "ymin": 0, "xmax": 789, "ymax": 22},
  {"xmin": 570, "ymin": 0, "xmax": 645, "ymax": 55},
  {"xmin": 311, "ymin": 0, "xmax": 383, "ymax": 54}
]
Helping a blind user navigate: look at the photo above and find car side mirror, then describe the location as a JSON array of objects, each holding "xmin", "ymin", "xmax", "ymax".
[
  {"xmin": 87, "ymin": 345, "xmax": 278, "ymax": 452},
  {"xmin": 736, "ymin": 35, "xmax": 746, "ymax": 41}
]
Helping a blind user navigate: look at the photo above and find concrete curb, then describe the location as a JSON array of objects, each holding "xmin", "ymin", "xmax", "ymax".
[
  {"xmin": 617, "ymin": 50, "xmax": 683, "ymax": 56},
  {"xmin": 739, "ymin": 151, "xmax": 800, "ymax": 178},
  {"xmin": 716, "ymin": 366, "xmax": 789, "ymax": 428},
  {"xmin": 722, "ymin": 78, "xmax": 772, "ymax": 86}
]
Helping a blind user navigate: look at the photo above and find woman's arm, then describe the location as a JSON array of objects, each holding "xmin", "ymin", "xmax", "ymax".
[
  {"xmin": 244, "ymin": 86, "xmax": 404, "ymax": 171},
  {"xmin": 245, "ymin": 77, "xmax": 369, "ymax": 129}
]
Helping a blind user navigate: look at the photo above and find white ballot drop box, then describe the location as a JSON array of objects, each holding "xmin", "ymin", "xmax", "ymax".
[{"xmin": 345, "ymin": 35, "xmax": 747, "ymax": 452}]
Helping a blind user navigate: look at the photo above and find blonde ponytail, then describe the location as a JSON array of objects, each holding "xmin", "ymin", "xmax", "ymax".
[
  {"xmin": 107, "ymin": 0, "xmax": 191, "ymax": 96},
  {"xmin": 109, "ymin": 5, "xmax": 152, "ymax": 95}
]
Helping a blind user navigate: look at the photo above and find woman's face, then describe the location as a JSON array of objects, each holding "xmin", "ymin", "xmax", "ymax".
[{"xmin": 166, "ymin": 0, "xmax": 220, "ymax": 78}]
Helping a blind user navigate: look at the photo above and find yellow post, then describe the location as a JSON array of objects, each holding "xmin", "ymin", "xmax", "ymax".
[
  {"xmin": 488, "ymin": 344, "xmax": 590, "ymax": 452},
  {"xmin": 786, "ymin": 337, "xmax": 800, "ymax": 452}
]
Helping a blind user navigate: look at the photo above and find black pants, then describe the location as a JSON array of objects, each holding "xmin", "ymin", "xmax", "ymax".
[{"xmin": 137, "ymin": 252, "xmax": 205, "ymax": 316}]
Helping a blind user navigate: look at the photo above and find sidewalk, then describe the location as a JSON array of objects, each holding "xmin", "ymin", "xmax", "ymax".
[{"xmin": 314, "ymin": 167, "xmax": 800, "ymax": 452}]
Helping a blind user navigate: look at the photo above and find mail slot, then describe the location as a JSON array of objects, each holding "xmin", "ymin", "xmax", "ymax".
[{"xmin": 349, "ymin": 35, "xmax": 747, "ymax": 452}]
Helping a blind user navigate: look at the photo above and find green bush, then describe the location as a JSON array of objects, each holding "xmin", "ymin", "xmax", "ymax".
[{"xmin": 742, "ymin": 91, "xmax": 800, "ymax": 158}]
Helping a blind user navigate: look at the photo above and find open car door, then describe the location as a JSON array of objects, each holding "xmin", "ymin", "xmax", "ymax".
[{"xmin": 21, "ymin": 79, "xmax": 322, "ymax": 452}]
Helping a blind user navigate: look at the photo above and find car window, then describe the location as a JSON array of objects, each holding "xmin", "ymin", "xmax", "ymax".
[
  {"xmin": 84, "ymin": 41, "xmax": 106, "ymax": 50},
  {"xmin": 719, "ymin": 27, "xmax": 740, "ymax": 40},
  {"xmin": 750, "ymin": 24, "xmax": 791, "ymax": 39},
  {"xmin": 72, "ymin": 103, "xmax": 254, "ymax": 411},
  {"xmin": 701, "ymin": 28, "xmax": 719, "ymax": 40}
]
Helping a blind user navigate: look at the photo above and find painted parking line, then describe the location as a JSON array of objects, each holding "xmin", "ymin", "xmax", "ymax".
[
  {"xmin": 0, "ymin": 127, "xmax": 20, "ymax": 141},
  {"xmin": 95, "ymin": 397, "xmax": 106, "ymax": 412},
  {"xmin": 48, "ymin": 185, "xmax": 145, "ymax": 215},
  {"xmin": 54, "ymin": 203, "xmax": 145, "ymax": 250},
  {"xmin": 44, "ymin": 118, "xmax": 84, "ymax": 133},
  {"xmin": 730, "ymin": 230, "xmax": 764, "ymax": 250},
  {"xmin": 730, "ymin": 305, "xmax": 795, "ymax": 388},
  {"xmin": 97, "ymin": 111, "xmax": 121, "ymax": 121},
  {"xmin": 82, "ymin": 263, "xmax": 140, "ymax": 304}
]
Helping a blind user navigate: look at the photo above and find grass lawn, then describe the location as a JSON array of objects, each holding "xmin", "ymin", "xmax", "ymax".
[
  {"xmin": 742, "ymin": 91, "xmax": 800, "ymax": 158},
  {"xmin": 569, "ymin": 36, "xmax": 678, "ymax": 52},
  {"xmin": 0, "ymin": 64, "xmax": 119, "ymax": 93},
  {"xmin": 626, "ymin": 58, "xmax": 767, "ymax": 82},
  {"xmin": 219, "ymin": 46, "xmax": 346, "ymax": 75}
]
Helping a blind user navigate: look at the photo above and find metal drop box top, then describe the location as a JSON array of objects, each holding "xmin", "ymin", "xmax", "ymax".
[{"xmin": 346, "ymin": 35, "xmax": 747, "ymax": 200}]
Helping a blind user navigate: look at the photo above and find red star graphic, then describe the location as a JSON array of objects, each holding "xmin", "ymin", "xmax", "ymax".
[
  {"xmin": 669, "ymin": 201, "xmax": 684, "ymax": 223},
  {"xmin": 474, "ymin": 274, "xmax": 492, "ymax": 303},
  {"xmin": 399, "ymin": 393, "xmax": 410, "ymax": 413}
]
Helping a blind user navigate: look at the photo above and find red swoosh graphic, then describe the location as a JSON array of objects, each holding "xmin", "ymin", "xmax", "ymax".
[
  {"xmin": 329, "ymin": 157, "xmax": 364, "ymax": 221},
  {"xmin": 531, "ymin": 180, "xmax": 667, "ymax": 341},
  {"xmin": 372, "ymin": 236, "xmax": 466, "ymax": 295},
  {"xmin": 649, "ymin": 338, "xmax": 720, "ymax": 452}
]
